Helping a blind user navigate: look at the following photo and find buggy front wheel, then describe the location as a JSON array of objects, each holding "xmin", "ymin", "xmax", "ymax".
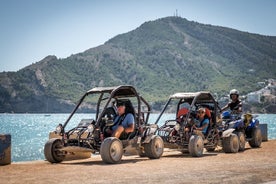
[
  {"xmin": 44, "ymin": 138, "xmax": 65, "ymax": 163},
  {"xmin": 144, "ymin": 135, "xmax": 164, "ymax": 159},
  {"xmin": 100, "ymin": 137, "xmax": 123, "ymax": 164},
  {"xmin": 188, "ymin": 135, "xmax": 204, "ymax": 157}
]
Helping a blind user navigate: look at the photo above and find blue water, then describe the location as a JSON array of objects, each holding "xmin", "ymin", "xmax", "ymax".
[{"xmin": 0, "ymin": 113, "xmax": 275, "ymax": 162}]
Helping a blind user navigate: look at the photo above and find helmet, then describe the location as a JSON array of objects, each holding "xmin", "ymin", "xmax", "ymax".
[
  {"xmin": 116, "ymin": 100, "xmax": 126, "ymax": 107},
  {"xmin": 229, "ymin": 89, "xmax": 239, "ymax": 98}
]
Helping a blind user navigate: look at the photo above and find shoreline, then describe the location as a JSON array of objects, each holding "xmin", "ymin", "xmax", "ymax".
[{"xmin": 1, "ymin": 140, "xmax": 276, "ymax": 184}]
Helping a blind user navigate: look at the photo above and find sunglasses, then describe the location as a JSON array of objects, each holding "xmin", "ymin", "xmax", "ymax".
[
  {"xmin": 116, "ymin": 104, "xmax": 125, "ymax": 108},
  {"xmin": 197, "ymin": 111, "xmax": 205, "ymax": 114}
]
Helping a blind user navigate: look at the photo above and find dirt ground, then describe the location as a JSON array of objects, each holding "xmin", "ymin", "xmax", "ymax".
[{"xmin": 1, "ymin": 140, "xmax": 276, "ymax": 184}]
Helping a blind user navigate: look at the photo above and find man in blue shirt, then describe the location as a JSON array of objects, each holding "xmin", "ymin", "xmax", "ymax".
[
  {"xmin": 112, "ymin": 101, "xmax": 135, "ymax": 139},
  {"xmin": 193, "ymin": 107, "xmax": 210, "ymax": 135}
]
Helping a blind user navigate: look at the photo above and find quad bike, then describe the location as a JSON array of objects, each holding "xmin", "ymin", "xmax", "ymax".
[
  {"xmin": 155, "ymin": 91, "xmax": 226, "ymax": 157},
  {"xmin": 219, "ymin": 111, "xmax": 262, "ymax": 152},
  {"xmin": 44, "ymin": 85, "xmax": 164, "ymax": 164}
]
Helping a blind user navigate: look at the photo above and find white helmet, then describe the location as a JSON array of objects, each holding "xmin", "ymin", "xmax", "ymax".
[{"xmin": 229, "ymin": 89, "xmax": 239, "ymax": 97}]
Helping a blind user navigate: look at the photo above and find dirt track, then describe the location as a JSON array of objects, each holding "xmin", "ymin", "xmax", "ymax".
[{"xmin": 1, "ymin": 140, "xmax": 276, "ymax": 184}]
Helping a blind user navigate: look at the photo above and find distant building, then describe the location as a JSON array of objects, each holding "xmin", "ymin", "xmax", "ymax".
[
  {"xmin": 261, "ymin": 87, "xmax": 271, "ymax": 96},
  {"xmin": 263, "ymin": 94, "xmax": 276, "ymax": 104},
  {"xmin": 268, "ymin": 78, "xmax": 276, "ymax": 85}
]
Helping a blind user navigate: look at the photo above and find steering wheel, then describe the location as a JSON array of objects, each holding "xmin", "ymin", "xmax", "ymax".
[{"xmin": 102, "ymin": 107, "xmax": 117, "ymax": 120}]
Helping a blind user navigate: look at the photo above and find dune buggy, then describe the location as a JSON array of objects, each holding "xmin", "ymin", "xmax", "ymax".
[
  {"xmin": 44, "ymin": 85, "xmax": 164, "ymax": 164},
  {"xmin": 155, "ymin": 91, "xmax": 239, "ymax": 157},
  {"xmin": 220, "ymin": 111, "xmax": 262, "ymax": 151}
]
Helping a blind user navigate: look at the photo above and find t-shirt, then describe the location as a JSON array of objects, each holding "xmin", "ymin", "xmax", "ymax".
[
  {"xmin": 195, "ymin": 118, "xmax": 209, "ymax": 134},
  {"xmin": 228, "ymin": 100, "xmax": 242, "ymax": 111},
  {"xmin": 112, "ymin": 113, "xmax": 134, "ymax": 131}
]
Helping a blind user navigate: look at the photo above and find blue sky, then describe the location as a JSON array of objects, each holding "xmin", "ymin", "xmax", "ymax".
[{"xmin": 0, "ymin": 0, "xmax": 275, "ymax": 72}]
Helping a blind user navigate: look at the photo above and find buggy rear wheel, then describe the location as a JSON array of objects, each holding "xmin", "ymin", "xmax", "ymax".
[
  {"xmin": 144, "ymin": 135, "xmax": 164, "ymax": 159},
  {"xmin": 222, "ymin": 133, "xmax": 239, "ymax": 153},
  {"xmin": 100, "ymin": 137, "xmax": 123, "ymax": 164},
  {"xmin": 236, "ymin": 131, "xmax": 246, "ymax": 151},
  {"xmin": 249, "ymin": 128, "xmax": 262, "ymax": 148},
  {"xmin": 188, "ymin": 135, "xmax": 204, "ymax": 157},
  {"xmin": 44, "ymin": 138, "xmax": 65, "ymax": 163}
]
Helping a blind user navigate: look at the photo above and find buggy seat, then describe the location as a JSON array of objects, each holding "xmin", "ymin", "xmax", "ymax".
[{"xmin": 176, "ymin": 108, "xmax": 189, "ymax": 122}]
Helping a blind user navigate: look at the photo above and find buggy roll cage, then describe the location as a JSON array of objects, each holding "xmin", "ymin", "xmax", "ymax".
[
  {"xmin": 154, "ymin": 91, "xmax": 218, "ymax": 124},
  {"xmin": 62, "ymin": 85, "xmax": 151, "ymax": 129}
]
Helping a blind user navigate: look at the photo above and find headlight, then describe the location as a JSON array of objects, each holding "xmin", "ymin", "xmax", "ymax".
[
  {"xmin": 55, "ymin": 124, "xmax": 63, "ymax": 134},
  {"xmin": 87, "ymin": 124, "xmax": 95, "ymax": 133}
]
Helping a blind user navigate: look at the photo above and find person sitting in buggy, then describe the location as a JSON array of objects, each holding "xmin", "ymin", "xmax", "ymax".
[
  {"xmin": 181, "ymin": 107, "xmax": 210, "ymax": 139},
  {"xmin": 111, "ymin": 100, "xmax": 135, "ymax": 139},
  {"xmin": 192, "ymin": 107, "xmax": 210, "ymax": 138}
]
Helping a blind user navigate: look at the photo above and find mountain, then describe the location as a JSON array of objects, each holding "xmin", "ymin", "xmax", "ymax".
[{"xmin": 0, "ymin": 16, "xmax": 276, "ymax": 113}]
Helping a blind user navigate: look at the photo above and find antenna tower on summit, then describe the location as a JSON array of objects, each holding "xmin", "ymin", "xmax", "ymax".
[{"xmin": 174, "ymin": 9, "xmax": 179, "ymax": 17}]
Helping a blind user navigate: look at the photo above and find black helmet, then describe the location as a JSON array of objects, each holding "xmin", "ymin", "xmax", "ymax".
[
  {"xmin": 116, "ymin": 100, "xmax": 126, "ymax": 107},
  {"xmin": 229, "ymin": 89, "xmax": 239, "ymax": 98},
  {"xmin": 116, "ymin": 99, "xmax": 135, "ymax": 116}
]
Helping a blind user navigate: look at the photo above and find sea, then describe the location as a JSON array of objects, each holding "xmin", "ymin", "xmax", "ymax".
[{"xmin": 0, "ymin": 113, "xmax": 275, "ymax": 163}]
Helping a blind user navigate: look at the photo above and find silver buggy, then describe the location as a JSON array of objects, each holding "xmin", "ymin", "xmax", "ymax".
[{"xmin": 44, "ymin": 85, "xmax": 163, "ymax": 164}]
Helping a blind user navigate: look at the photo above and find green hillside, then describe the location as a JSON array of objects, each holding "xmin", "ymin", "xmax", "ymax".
[{"xmin": 0, "ymin": 16, "xmax": 275, "ymax": 113}]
